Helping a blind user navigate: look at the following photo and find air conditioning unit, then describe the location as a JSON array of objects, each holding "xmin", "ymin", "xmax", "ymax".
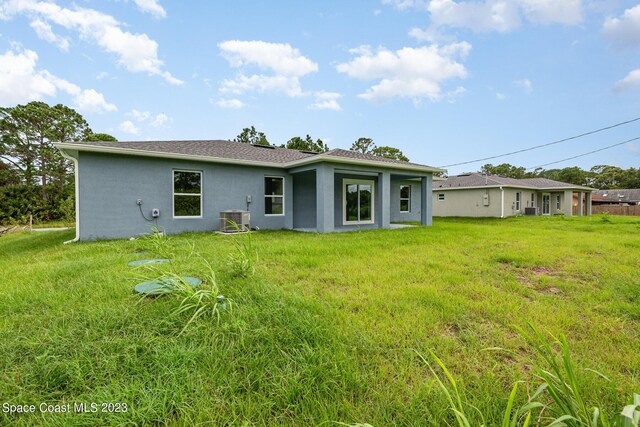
[
  {"xmin": 524, "ymin": 207, "xmax": 538, "ymax": 216},
  {"xmin": 220, "ymin": 210, "xmax": 250, "ymax": 232}
]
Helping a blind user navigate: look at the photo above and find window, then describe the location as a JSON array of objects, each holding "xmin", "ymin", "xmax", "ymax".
[
  {"xmin": 515, "ymin": 192, "xmax": 521, "ymax": 211},
  {"xmin": 531, "ymin": 193, "xmax": 535, "ymax": 207},
  {"xmin": 265, "ymin": 176, "xmax": 284, "ymax": 215},
  {"xmin": 556, "ymin": 194, "xmax": 561, "ymax": 210},
  {"xmin": 438, "ymin": 193, "xmax": 445, "ymax": 201},
  {"xmin": 343, "ymin": 179, "xmax": 374, "ymax": 224},
  {"xmin": 400, "ymin": 185, "xmax": 411, "ymax": 212},
  {"xmin": 173, "ymin": 170, "xmax": 202, "ymax": 218}
]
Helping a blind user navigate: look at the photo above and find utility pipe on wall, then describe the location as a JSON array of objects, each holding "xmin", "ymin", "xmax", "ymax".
[{"xmin": 500, "ymin": 186, "xmax": 505, "ymax": 218}]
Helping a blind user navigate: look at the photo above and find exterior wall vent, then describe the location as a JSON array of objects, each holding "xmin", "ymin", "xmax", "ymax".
[{"xmin": 220, "ymin": 210, "xmax": 251, "ymax": 232}]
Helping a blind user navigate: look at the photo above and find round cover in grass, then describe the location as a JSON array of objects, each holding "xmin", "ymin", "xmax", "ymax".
[
  {"xmin": 127, "ymin": 258, "xmax": 171, "ymax": 266},
  {"xmin": 134, "ymin": 276, "xmax": 203, "ymax": 295}
]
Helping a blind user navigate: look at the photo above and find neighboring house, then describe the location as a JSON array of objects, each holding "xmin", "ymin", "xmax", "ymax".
[
  {"xmin": 54, "ymin": 140, "xmax": 444, "ymax": 241},
  {"xmin": 432, "ymin": 173, "xmax": 593, "ymax": 217},
  {"xmin": 591, "ymin": 189, "xmax": 640, "ymax": 206}
]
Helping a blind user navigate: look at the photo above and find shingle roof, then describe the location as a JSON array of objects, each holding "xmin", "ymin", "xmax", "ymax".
[
  {"xmin": 324, "ymin": 148, "xmax": 433, "ymax": 169},
  {"xmin": 592, "ymin": 189, "xmax": 640, "ymax": 202},
  {"xmin": 56, "ymin": 139, "xmax": 444, "ymax": 172},
  {"xmin": 434, "ymin": 173, "xmax": 593, "ymax": 190},
  {"xmin": 66, "ymin": 140, "xmax": 316, "ymax": 163}
]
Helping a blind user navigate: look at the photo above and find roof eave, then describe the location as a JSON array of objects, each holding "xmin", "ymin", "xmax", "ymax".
[
  {"xmin": 434, "ymin": 184, "xmax": 594, "ymax": 191},
  {"xmin": 54, "ymin": 142, "xmax": 446, "ymax": 174},
  {"xmin": 54, "ymin": 142, "xmax": 286, "ymax": 168},
  {"xmin": 288, "ymin": 153, "xmax": 445, "ymax": 174}
]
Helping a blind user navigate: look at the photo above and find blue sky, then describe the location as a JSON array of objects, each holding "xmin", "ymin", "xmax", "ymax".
[{"xmin": 1, "ymin": 0, "xmax": 639, "ymax": 174}]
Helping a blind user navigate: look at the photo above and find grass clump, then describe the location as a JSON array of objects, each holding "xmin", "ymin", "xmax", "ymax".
[
  {"xmin": 419, "ymin": 322, "xmax": 639, "ymax": 427},
  {"xmin": 132, "ymin": 226, "xmax": 173, "ymax": 258},
  {"xmin": 138, "ymin": 259, "xmax": 228, "ymax": 336},
  {"xmin": 225, "ymin": 220, "xmax": 257, "ymax": 277}
]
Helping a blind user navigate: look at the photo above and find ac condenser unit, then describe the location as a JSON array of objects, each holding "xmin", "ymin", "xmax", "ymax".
[
  {"xmin": 524, "ymin": 207, "xmax": 538, "ymax": 216},
  {"xmin": 220, "ymin": 210, "xmax": 251, "ymax": 232}
]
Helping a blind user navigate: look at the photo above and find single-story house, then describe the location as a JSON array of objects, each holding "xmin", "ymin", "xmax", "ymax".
[
  {"xmin": 54, "ymin": 140, "xmax": 444, "ymax": 241},
  {"xmin": 432, "ymin": 173, "xmax": 593, "ymax": 217},
  {"xmin": 591, "ymin": 189, "xmax": 640, "ymax": 206}
]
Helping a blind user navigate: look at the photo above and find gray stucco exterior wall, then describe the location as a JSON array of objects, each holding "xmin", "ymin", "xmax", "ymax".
[
  {"xmin": 77, "ymin": 152, "xmax": 293, "ymax": 240},
  {"xmin": 72, "ymin": 151, "xmax": 436, "ymax": 240},
  {"xmin": 390, "ymin": 180, "xmax": 422, "ymax": 222},
  {"xmin": 292, "ymin": 171, "xmax": 316, "ymax": 229}
]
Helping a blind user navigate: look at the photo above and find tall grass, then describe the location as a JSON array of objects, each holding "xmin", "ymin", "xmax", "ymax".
[
  {"xmin": 225, "ymin": 220, "xmax": 257, "ymax": 277},
  {"xmin": 419, "ymin": 322, "xmax": 639, "ymax": 427}
]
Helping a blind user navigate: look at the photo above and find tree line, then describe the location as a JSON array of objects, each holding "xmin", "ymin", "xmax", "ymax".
[
  {"xmin": 479, "ymin": 163, "xmax": 640, "ymax": 189},
  {"xmin": 3, "ymin": 104, "xmax": 635, "ymax": 224},
  {"xmin": 0, "ymin": 101, "xmax": 116, "ymax": 224},
  {"xmin": 234, "ymin": 126, "xmax": 410, "ymax": 161}
]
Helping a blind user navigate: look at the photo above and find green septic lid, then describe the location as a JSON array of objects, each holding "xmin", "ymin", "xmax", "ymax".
[
  {"xmin": 128, "ymin": 258, "xmax": 171, "ymax": 266},
  {"xmin": 134, "ymin": 276, "xmax": 202, "ymax": 295}
]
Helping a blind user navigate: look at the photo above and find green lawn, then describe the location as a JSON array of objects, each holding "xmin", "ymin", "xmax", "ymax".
[{"xmin": 1, "ymin": 216, "xmax": 638, "ymax": 426}]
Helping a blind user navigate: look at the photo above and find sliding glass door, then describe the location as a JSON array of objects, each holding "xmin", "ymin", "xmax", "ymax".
[{"xmin": 343, "ymin": 179, "xmax": 375, "ymax": 224}]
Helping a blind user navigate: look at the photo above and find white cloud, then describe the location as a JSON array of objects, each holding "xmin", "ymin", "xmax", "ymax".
[
  {"xmin": 408, "ymin": 27, "xmax": 434, "ymax": 41},
  {"xmin": 395, "ymin": 0, "xmax": 583, "ymax": 34},
  {"xmin": 518, "ymin": 0, "xmax": 583, "ymax": 25},
  {"xmin": 151, "ymin": 113, "xmax": 169, "ymax": 127},
  {"xmin": 383, "ymin": 0, "xmax": 429, "ymax": 10},
  {"xmin": 127, "ymin": 109, "xmax": 151, "ymax": 121},
  {"xmin": 428, "ymin": 0, "xmax": 521, "ymax": 32},
  {"xmin": 71, "ymin": 88, "xmax": 117, "ymax": 113},
  {"xmin": 218, "ymin": 40, "xmax": 318, "ymax": 97},
  {"xmin": 30, "ymin": 19, "xmax": 69, "ymax": 51},
  {"xmin": 603, "ymin": 5, "xmax": 640, "ymax": 49},
  {"xmin": 0, "ymin": 47, "xmax": 56, "ymax": 104},
  {"xmin": 614, "ymin": 68, "xmax": 640, "ymax": 92},
  {"xmin": 220, "ymin": 74, "xmax": 303, "ymax": 97},
  {"xmin": 124, "ymin": 109, "xmax": 171, "ymax": 127},
  {"xmin": 1, "ymin": 0, "xmax": 182, "ymax": 85},
  {"xmin": 132, "ymin": 0, "xmax": 166, "ymax": 18},
  {"xmin": 336, "ymin": 43, "xmax": 470, "ymax": 102},
  {"xmin": 119, "ymin": 120, "xmax": 140, "ymax": 135},
  {"xmin": 514, "ymin": 78, "xmax": 533, "ymax": 93},
  {"xmin": 215, "ymin": 98, "xmax": 245, "ymax": 109},
  {"xmin": 309, "ymin": 91, "xmax": 342, "ymax": 111},
  {"xmin": 496, "ymin": 92, "xmax": 506, "ymax": 100},
  {"xmin": 0, "ymin": 46, "xmax": 116, "ymax": 112}
]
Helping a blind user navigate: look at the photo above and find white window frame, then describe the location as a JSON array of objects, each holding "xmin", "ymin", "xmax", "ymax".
[
  {"xmin": 172, "ymin": 169, "xmax": 203, "ymax": 219},
  {"xmin": 399, "ymin": 185, "xmax": 411, "ymax": 213},
  {"xmin": 531, "ymin": 193, "xmax": 535, "ymax": 207},
  {"xmin": 342, "ymin": 178, "xmax": 375, "ymax": 225},
  {"xmin": 556, "ymin": 194, "xmax": 561, "ymax": 210},
  {"xmin": 515, "ymin": 192, "xmax": 521, "ymax": 211},
  {"xmin": 264, "ymin": 176, "xmax": 285, "ymax": 216},
  {"xmin": 438, "ymin": 193, "xmax": 445, "ymax": 201}
]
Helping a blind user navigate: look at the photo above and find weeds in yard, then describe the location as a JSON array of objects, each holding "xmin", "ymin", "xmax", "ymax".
[
  {"xmin": 599, "ymin": 213, "xmax": 612, "ymax": 223},
  {"xmin": 134, "ymin": 226, "xmax": 173, "ymax": 258},
  {"xmin": 138, "ymin": 256, "xmax": 230, "ymax": 335},
  {"xmin": 417, "ymin": 322, "xmax": 639, "ymax": 427},
  {"xmin": 225, "ymin": 220, "xmax": 257, "ymax": 277}
]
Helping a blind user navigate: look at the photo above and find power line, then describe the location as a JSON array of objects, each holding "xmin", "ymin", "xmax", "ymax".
[
  {"xmin": 439, "ymin": 116, "xmax": 640, "ymax": 168},
  {"xmin": 525, "ymin": 136, "xmax": 640, "ymax": 170}
]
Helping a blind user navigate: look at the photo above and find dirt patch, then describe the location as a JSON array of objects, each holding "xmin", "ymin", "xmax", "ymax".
[
  {"xmin": 540, "ymin": 286, "xmax": 563, "ymax": 295},
  {"xmin": 530, "ymin": 266, "xmax": 559, "ymax": 277}
]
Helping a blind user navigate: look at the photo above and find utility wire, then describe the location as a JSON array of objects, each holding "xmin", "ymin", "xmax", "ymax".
[
  {"xmin": 439, "ymin": 116, "xmax": 640, "ymax": 168},
  {"xmin": 525, "ymin": 136, "xmax": 640, "ymax": 170}
]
